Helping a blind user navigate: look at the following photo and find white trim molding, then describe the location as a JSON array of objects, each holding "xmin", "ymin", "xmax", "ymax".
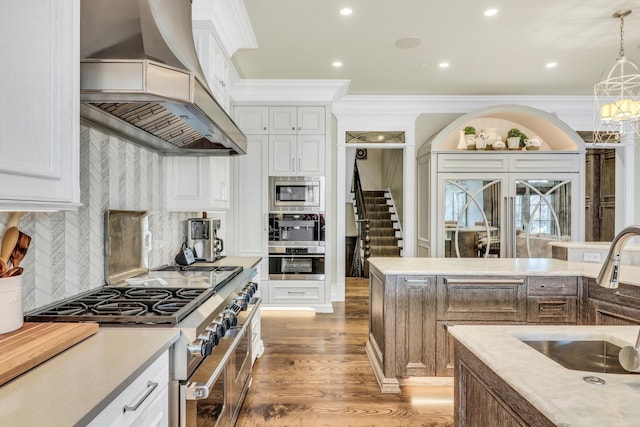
[{"xmin": 229, "ymin": 79, "xmax": 351, "ymax": 103}]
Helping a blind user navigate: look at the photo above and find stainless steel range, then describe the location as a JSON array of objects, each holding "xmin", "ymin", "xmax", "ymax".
[{"xmin": 25, "ymin": 210, "xmax": 263, "ymax": 426}]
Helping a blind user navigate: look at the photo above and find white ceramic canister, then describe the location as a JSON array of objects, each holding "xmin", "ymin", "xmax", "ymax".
[
  {"xmin": 0, "ymin": 275, "xmax": 23, "ymax": 334},
  {"xmin": 457, "ymin": 130, "xmax": 467, "ymax": 150}
]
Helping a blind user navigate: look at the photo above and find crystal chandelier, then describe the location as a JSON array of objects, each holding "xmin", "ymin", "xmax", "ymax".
[{"xmin": 593, "ymin": 10, "xmax": 640, "ymax": 143}]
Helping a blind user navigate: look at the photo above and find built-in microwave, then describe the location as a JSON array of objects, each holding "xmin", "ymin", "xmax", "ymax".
[{"xmin": 269, "ymin": 176, "xmax": 324, "ymax": 211}]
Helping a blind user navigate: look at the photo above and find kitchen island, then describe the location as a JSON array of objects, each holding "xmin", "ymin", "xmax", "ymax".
[
  {"xmin": 450, "ymin": 324, "xmax": 640, "ymax": 426},
  {"xmin": 366, "ymin": 257, "xmax": 640, "ymax": 392}
]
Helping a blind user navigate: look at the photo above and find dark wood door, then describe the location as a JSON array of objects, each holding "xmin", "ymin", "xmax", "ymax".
[{"xmin": 584, "ymin": 148, "xmax": 615, "ymax": 241}]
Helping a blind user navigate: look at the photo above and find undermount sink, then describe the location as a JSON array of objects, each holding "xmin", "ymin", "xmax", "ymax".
[{"xmin": 522, "ymin": 340, "xmax": 638, "ymax": 375}]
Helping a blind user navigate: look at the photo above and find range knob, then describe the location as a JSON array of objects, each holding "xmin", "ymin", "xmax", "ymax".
[
  {"xmin": 203, "ymin": 328, "xmax": 220, "ymax": 346},
  {"xmin": 233, "ymin": 296, "xmax": 248, "ymax": 311},
  {"xmin": 244, "ymin": 286, "xmax": 254, "ymax": 298},
  {"xmin": 207, "ymin": 322, "xmax": 225, "ymax": 339},
  {"xmin": 223, "ymin": 309, "xmax": 238, "ymax": 326},
  {"xmin": 201, "ymin": 339, "xmax": 214, "ymax": 357},
  {"xmin": 217, "ymin": 316, "xmax": 231, "ymax": 333}
]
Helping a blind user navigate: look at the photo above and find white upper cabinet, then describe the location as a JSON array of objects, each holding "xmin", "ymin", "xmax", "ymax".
[
  {"xmin": 234, "ymin": 106, "xmax": 326, "ymax": 176},
  {"xmin": 269, "ymin": 107, "xmax": 325, "ymax": 134},
  {"xmin": 0, "ymin": 1, "xmax": 80, "ymax": 210},
  {"xmin": 268, "ymin": 135, "xmax": 325, "ymax": 176},
  {"xmin": 234, "ymin": 107, "xmax": 269, "ymax": 135},
  {"xmin": 166, "ymin": 157, "xmax": 231, "ymax": 211},
  {"xmin": 192, "ymin": 21, "xmax": 232, "ymax": 113}
]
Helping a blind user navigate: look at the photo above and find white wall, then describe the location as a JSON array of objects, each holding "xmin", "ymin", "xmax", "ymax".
[{"xmin": 1, "ymin": 126, "xmax": 198, "ymax": 311}]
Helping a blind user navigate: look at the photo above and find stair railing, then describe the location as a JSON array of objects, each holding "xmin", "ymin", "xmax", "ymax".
[{"xmin": 352, "ymin": 162, "xmax": 371, "ymax": 277}]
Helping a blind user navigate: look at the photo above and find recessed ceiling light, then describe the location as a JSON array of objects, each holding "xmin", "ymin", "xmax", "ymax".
[
  {"xmin": 395, "ymin": 37, "xmax": 421, "ymax": 49},
  {"xmin": 484, "ymin": 8, "xmax": 498, "ymax": 17},
  {"xmin": 546, "ymin": 62, "xmax": 558, "ymax": 69},
  {"xmin": 332, "ymin": 61, "xmax": 343, "ymax": 68},
  {"xmin": 340, "ymin": 8, "xmax": 352, "ymax": 16},
  {"xmin": 439, "ymin": 62, "xmax": 450, "ymax": 69}
]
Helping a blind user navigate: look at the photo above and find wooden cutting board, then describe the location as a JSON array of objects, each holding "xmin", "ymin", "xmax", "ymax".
[{"xmin": 0, "ymin": 322, "xmax": 99, "ymax": 386}]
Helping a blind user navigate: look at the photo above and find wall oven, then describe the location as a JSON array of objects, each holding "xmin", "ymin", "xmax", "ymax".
[
  {"xmin": 268, "ymin": 246, "xmax": 325, "ymax": 281},
  {"xmin": 269, "ymin": 176, "xmax": 324, "ymax": 211},
  {"xmin": 268, "ymin": 213, "xmax": 325, "ymax": 247}
]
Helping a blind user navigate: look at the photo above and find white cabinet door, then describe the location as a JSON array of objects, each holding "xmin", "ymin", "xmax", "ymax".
[
  {"xmin": 166, "ymin": 157, "xmax": 230, "ymax": 211},
  {"xmin": 0, "ymin": 0, "xmax": 80, "ymax": 210},
  {"xmin": 268, "ymin": 135, "xmax": 297, "ymax": 175},
  {"xmin": 233, "ymin": 106, "xmax": 269, "ymax": 135},
  {"xmin": 235, "ymin": 135, "xmax": 269, "ymax": 258},
  {"xmin": 269, "ymin": 107, "xmax": 297, "ymax": 134},
  {"xmin": 297, "ymin": 106, "xmax": 326, "ymax": 134},
  {"xmin": 298, "ymin": 135, "xmax": 325, "ymax": 176},
  {"xmin": 192, "ymin": 21, "xmax": 230, "ymax": 113},
  {"xmin": 268, "ymin": 106, "xmax": 325, "ymax": 135},
  {"xmin": 88, "ymin": 351, "xmax": 169, "ymax": 427},
  {"xmin": 268, "ymin": 135, "xmax": 324, "ymax": 176}
]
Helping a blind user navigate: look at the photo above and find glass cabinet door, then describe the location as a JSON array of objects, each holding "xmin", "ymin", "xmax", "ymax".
[
  {"xmin": 443, "ymin": 178, "xmax": 502, "ymax": 258},
  {"xmin": 512, "ymin": 178, "xmax": 572, "ymax": 258}
]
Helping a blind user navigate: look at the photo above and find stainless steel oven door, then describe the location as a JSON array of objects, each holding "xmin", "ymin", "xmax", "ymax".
[
  {"xmin": 268, "ymin": 246, "xmax": 325, "ymax": 280},
  {"xmin": 181, "ymin": 329, "xmax": 241, "ymax": 427},
  {"xmin": 180, "ymin": 297, "xmax": 261, "ymax": 427}
]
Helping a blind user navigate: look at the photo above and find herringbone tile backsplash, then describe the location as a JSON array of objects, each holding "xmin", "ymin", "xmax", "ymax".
[{"xmin": 3, "ymin": 126, "xmax": 197, "ymax": 311}]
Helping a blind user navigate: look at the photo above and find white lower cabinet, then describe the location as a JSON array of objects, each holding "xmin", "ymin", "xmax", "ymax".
[
  {"xmin": 88, "ymin": 350, "xmax": 169, "ymax": 427},
  {"xmin": 269, "ymin": 280, "xmax": 325, "ymax": 305}
]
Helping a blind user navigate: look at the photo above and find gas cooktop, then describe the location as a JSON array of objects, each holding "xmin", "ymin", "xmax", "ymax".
[
  {"xmin": 26, "ymin": 265, "xmax": 244, "ymax": 325},
  {"xmin": 25, "ymin": 287, "xmax": 216, "ymax": 325}
]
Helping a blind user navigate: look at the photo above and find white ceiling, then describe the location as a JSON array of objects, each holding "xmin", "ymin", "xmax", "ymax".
[{"xmin": 232, "ymin": 0, "xmax": 640, "ymax": 96}]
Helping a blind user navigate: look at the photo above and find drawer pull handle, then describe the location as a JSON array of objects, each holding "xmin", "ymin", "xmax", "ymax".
[
  {"xmin": 287, "ymin": 291, "xmax": 306, "ymax": 295},
  {"xmin": 404, "ymin": 279, "xmax": 430, "ymax": 283},
  {"xmin": 445, "ymin": 278, "xmax": 524, "ymax": 285},
  {"xmin": 123, "ymin": 381, "xmax": 158, "ymax": 412},
  {"xmin": 614, "ymin": 291, "xmax": 640, "ymax": 303}
]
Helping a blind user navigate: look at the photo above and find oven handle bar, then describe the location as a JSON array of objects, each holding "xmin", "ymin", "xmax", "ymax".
[{"xmin": 184, "ymin": 328, "xmax": 245, "ymax": 400}]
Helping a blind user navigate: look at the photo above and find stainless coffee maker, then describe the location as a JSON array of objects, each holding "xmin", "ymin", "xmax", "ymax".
[{"xmin": 186, "ymin": 217, "xmax": 224, "ymax": 261}]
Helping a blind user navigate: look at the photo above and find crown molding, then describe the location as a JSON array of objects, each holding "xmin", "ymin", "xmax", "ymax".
[
  {"xmin": 229, "ymin": 79, "xmax": 351, "ymax": 103},
  {"xmin": 333, "ymin": 95, "xmax": 595, "ymax": 130}
]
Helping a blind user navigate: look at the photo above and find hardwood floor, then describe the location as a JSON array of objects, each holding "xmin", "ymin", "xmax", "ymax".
[{"xmin": 236, "ymin": 278, "xmax": 454, "ymax": 427}]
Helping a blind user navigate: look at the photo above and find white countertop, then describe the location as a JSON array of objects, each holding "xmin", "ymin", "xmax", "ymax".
[
  {"xmin": 0, "ymin": 328, "xmax": 180, "ymax": 426},
  {"xmin": 449, "ymin": 325, "xmax": 640, "ymax": 426},
  {"xmin": 367, "ymin": 257, "xmax": 640, "ymax": 287}
]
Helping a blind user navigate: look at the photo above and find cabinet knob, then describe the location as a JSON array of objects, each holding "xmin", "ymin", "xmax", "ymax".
[
  {"xmin": 263, "ymin": 127, "xmax": 267, "ymax": 130},
  {"xmin": 292, "ymin": 127, "xmax": 295, "ymax": 130}
]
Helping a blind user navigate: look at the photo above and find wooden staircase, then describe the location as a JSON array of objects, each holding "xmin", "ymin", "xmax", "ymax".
[{"xmin": 361, "ymin": 190, "xmax": 402, "ymax": 257}]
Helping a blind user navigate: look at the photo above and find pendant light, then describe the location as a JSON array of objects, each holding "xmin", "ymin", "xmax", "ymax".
[{"xmin": 593, "ymin": 10, "xmax": 640, "ymax": 143}]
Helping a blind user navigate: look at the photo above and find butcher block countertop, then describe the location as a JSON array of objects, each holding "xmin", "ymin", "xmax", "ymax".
[
  {"xmin": 0, "ymin": 327, "xmax": 179, "ymax": 426},
  {"xmin": 367, "ymin": 257, "xmax": 640, "ymax": 287}
]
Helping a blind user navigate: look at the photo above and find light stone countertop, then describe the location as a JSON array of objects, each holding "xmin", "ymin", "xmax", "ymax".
[
  {"xmin": 0, "ymin": 328, "xmax": 180, "ymax": 427},
  {"xmin": 367, "ymin": 257, "xmax": 640, "ymax": 287},
  {"xmin": 448, "ymin": 325, "xmax": 640, "ymax": 427}
]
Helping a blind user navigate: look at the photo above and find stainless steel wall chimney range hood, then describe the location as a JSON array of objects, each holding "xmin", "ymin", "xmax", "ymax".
[{"xmin": 80, "ymin": 0, "xmax": 246, "ymax": 156}]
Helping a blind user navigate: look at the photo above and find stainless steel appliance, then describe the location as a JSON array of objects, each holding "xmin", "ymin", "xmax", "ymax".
[
  {"xmin": 268, "ymin": 213, "xmax": 325, "ymax": 247},
  {"xmin": 80, "ymin": 0, "xmax": 247, "ymax": 156},
  {"xmin": 27, "ymin": 210, "xmax": 260, "ymax": 426},
  {"xmin": 269, "ymin": 176, "xmax": 324, "ymax": 211},
  {"xmin": 268, "ymin": 246, "xmax": 325, "ymax": 281},
  {"xmin": 187, "ymin": 217, "xmax": 225, "ymax": 261}
]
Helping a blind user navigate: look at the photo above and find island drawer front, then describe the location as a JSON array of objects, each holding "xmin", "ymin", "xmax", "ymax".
[
  {"xmin": 527, "ymin": 276, "xmax": 578, "ymax": 296},
  {"xmin": 526, "ymin": 296, "xmax": 577, "ymax": 323},
  {"xmin": 437, "ymin": 276, "xmax": 527, "ymax": 321}
]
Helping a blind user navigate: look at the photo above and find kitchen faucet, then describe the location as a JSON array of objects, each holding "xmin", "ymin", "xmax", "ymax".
[
  {"xmin": 596, "ymin": 225, "xmax": 640, "ymax": 289},
  {"xmin": 597, "ymin": 225, "xmax": 640, "ymax": 372}
]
